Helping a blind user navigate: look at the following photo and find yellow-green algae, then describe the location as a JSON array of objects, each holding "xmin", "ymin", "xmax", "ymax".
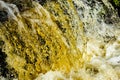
[
  {"xmin": 113, "ymin": 0, "xmax": 120, "ymax": 7},
  {"xmin": 0, "ymin": 1, "xmax": 86, "ymax": 80}
]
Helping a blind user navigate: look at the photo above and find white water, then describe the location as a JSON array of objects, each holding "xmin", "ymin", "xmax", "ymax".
[{"xmin": 35, "ymin": 0, "xmax": 120, "ymax": 80}]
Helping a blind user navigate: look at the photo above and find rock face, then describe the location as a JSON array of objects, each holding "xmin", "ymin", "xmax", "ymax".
[
  {"xmin": 3, "ymin": 0, "xmax": 33, "ymax": 11},
  {"xmin": 0, "ymin": 0, "xmax": 120, "ymax": 80}
]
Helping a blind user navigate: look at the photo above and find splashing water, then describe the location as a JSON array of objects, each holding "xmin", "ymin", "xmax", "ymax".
[{"xmin": 0, "ymin": 0, "xmax": 120, "ymax": 80}]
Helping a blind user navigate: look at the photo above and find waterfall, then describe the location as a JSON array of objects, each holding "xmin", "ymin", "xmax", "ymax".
[{"xmin": 0, "ymin": 0, "xmax": 120, "ymax": 80}]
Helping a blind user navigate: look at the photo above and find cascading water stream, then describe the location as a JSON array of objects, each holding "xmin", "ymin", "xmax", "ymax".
[{"xmin": 0, "ymin": 0, "xmax": 120, "ymax": 80}]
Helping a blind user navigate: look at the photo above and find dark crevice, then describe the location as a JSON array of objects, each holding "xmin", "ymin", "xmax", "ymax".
[
  {"xmin": 0, "ymin": 49, "xmax": 7, "ymax": 77},
  {"xmin": 38, "ymin": 35, "xmax": 46, "ymax": 45},
  {"xmin": 37, "ymin": 0, "xmax": 47, "ymax": 6},
  {"xmin": 55, "ymin": 20, "xmax": 66, "ymax": 33},
  {"xmin": 0, "ymin": 48, "xmax": 17, "ymax": 79},
  {"xmin": 0, "ymin": 10, "xmax": 8, "ymax": 22}
]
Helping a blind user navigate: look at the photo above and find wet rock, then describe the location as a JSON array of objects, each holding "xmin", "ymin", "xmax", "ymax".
[
  {"xmin": 0, "ymin": 40, "xmax": 4, "ymax": 48},
  {"xmin": 0, "ymin": 48, "xmax": 7, "ymax": 77},
  {"xmin": 100, "ymin": 4, "xmax": 120, "ymax": 24},
  {"xmin": 37, "ymin": 0, "xmax": 47, "ymax": 6},
  {"xmin": 109, "ymin": 0, "xmax": 120, "ymax": 17},
  {"xmin": 0, "ymin": 48, "xmax": 17, "ymax": 79},
  {"xmin": 12, "ymin": 0, "xmax": 33, "ymax": 11},
  {"xmin": 3, "ymin": 0, "xmax": 33, "ymax": 11},
  {"xmin": 0, "ymin": 10, "xmax": 8, "ymax": 22}
]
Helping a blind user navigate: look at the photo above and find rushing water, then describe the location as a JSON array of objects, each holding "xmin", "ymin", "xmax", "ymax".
[{"xmin": 0, "ymin": 0, "xmax": 120, "ymax": 80}]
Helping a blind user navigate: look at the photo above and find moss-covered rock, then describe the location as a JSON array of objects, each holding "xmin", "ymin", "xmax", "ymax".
[
  {"xmin": 109, "ymin": 0, "xmax": 120, "ymax": 17},
  {"xmin": 113, "ymin": 0, "xmax": 120, "ymax": 7}
]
